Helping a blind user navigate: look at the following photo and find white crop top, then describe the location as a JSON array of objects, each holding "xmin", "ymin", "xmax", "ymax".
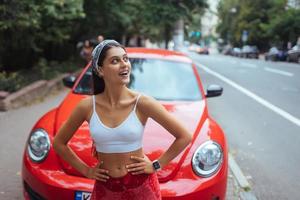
[{"xmin": 89, "ymin": 94, "xmax": 145, "ymax": 153}]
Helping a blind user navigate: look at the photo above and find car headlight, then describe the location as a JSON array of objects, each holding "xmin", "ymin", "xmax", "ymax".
[
  {"xmin": 192, "ymin": 140, "xmax": 223, "ymax": 177},
  {"xmin": 27, "ymin": 128, "xmax": 50, "ymax": 162}
]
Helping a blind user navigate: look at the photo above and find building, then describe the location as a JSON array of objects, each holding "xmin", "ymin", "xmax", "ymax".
[{"xmin": 287, "ymin": 0, "xmax": 300, "ymax": 9}]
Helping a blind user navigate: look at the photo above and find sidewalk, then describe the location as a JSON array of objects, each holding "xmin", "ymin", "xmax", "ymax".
[
  {"xmin": 226, "ymin": 170, "xmax": 240, "ymax": 199},
  {"xmin": 226, "ymin": 156, "xmax": 258, "ymax": 200}
]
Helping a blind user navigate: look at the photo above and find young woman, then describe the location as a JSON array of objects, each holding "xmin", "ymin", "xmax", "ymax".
[
  {"xmin": 80, "ymin": 40, "xmax": 93, "ymax": 63},
  {"xmin": 53, "ymin": 40, "xmax": 192, "ymax": 199}
]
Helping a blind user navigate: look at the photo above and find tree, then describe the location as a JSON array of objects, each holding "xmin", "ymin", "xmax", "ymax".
[
  {"xmin": 0, "ymin": 0, "xmax": 84, "ymax": 71},
  {"xmin": 217, "ymin": 0, "xmax": 300, "ymax": 51},
  {"xmin": 140, "ymin": 0, "xmax": 207, "ymax": 48},
  {"xmin": 216, "ymin": 0, "xmax": 240, "ymax": 45},
  {"xmin": 262, "ymin": 3, "xmax": 300, "ymax": 47},
  {"xmin": 0, "ymin": 0, "xmax": 207, "ymax": 71},
  {"xmin": 76, "ymin": 0, "xmax": 207, "ymax": 48}
]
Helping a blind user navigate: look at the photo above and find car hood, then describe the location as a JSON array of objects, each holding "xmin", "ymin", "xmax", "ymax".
[{"xmin": 55, "ymin": 93, "xmax": 207, "ymax": 182}]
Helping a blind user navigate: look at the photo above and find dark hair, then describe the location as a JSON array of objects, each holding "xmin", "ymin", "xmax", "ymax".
[{"xmin": 92, "ymin": 43, "xmax": 126, "ymax": 94}]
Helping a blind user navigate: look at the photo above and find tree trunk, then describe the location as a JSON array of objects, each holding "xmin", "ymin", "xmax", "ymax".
[{"xmin": 164, "ymin": 25, "xmax": 171, "ymax": 49}]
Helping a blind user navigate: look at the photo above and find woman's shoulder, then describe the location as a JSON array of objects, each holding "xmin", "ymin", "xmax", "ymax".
[
  {"xmin": 77, "ymin": 96, "xmax": 94, "ymax": 121},
  {"xmin": 136, "ymin": 94, "xmax": 166, "ymax": 120},
  {"xmin": 78, "ymin": 96, "xmax": 93, "ymax": 106},
  {"xmin": 136, "ymin": 93, "xmax": 158, "ymax": 110},
  {"xmin": 75, "ymin": 96, "xmax": 93, "ymax": 114}
]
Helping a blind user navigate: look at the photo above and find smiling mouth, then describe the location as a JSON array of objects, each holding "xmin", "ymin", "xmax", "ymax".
[{"xmin": 119, "ymin": 71, "xmax": 129, "ymax": 77}]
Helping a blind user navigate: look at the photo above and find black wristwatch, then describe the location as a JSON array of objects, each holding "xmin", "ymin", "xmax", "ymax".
[{"xmin": 152, "ymin": 160, "xmax": 161, "ymax": 171}]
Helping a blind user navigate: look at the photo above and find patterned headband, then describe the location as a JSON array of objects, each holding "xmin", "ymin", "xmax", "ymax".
[{"xmin": 91, "ymin": 39, "xmax": 120, "ymax": 71}]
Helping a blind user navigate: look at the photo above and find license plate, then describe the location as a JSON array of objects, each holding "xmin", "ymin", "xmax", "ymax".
[{"xmin": 75, "ymin": 191, "xmax": 91, "ymax": 200}]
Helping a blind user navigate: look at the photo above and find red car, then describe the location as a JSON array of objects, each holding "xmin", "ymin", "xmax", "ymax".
[{"xmin": 22, "ymin": 48, "xmax": 228, "ymax": 200}]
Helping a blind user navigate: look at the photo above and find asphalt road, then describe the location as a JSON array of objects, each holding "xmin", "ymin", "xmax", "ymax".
[
  {"xmin": 187, "ymin": 51, "xmax": 300, "ymax": 200},
  {"xmin": 0, "ymin": 89, "xmax": 69, "ymax": 200}
]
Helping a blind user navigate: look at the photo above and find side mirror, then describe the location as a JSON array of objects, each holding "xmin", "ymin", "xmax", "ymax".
[
  {"xmin": 63, "ymin": 75, "xmax": 77, "ymax": 88},
  {"xmin": 205, "ymin": 84, "xmax": 223, "ymax": 98}
]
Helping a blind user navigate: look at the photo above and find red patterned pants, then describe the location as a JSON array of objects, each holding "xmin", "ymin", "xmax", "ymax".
[{"xmin": 90, "ymin": 173, "xmax": 161, "ymax": 200}]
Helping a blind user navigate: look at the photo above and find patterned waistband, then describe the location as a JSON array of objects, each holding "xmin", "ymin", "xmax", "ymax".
[{"xmin": 97, "ymin": 173, "xmax": 152, "ymax": 192}]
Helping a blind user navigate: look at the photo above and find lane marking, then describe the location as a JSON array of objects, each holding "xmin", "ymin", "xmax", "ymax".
[
  {"xmin": 196, "ymin": 62, "xmax": 300, "ymax": 127},
  {"xmin": 264, "ymin": 67, "xmax": 294, "ymax": 77},
  {"xmin": 240, "ymin": 62, "xmax": 257, "ymax": 68}
]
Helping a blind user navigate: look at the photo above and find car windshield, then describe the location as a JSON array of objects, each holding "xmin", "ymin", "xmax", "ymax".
[
  {"xmin": 292, "ymin": 45, "xmax": 300, "ymax": 50},
  {"xmin": 270, "ymin": 47, "xmax": 278, "ymax": 53},
  {"xmin": 242, "ymin": 46, "xmax": 251, "ymax": 51},
  {"xmin": 74, "ymin": 58, "xmax": 202, "ymax": 101}
]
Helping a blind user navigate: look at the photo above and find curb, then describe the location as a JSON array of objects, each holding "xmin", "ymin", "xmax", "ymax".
[
  {"xmin": 229, "ymin": 153, "xmax": 258, "ymax": 200},
  {"xmin": 0, "ymin": 71, "xmax": 80, "ymax": 111},
  {"xmin": 229, "ymin": 154, "xmax": 250, "ymax": 189}
]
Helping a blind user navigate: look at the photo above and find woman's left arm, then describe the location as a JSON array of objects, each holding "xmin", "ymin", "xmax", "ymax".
[{"xmin": 128, "ymin": 95, "xmax": 192, "ymax": 174}]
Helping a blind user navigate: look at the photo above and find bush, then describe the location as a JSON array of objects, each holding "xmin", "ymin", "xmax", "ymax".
[
  {"xmin": 0, "ymin": 71, "xmax": 25, "ymax": 92},
  {"xmin": 0, "ymin": 58, "xmax": 80, "ymax": 93}
]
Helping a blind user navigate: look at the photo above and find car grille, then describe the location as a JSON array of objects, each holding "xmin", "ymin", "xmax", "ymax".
[{"xmin": 24, "ymin": 181, "xmax": 46, "ymax": 200}]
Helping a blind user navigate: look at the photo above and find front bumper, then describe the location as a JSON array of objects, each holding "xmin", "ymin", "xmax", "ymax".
[{"xmin": 23, "ymin": 155, "xmax": 227, "ymax": 200}]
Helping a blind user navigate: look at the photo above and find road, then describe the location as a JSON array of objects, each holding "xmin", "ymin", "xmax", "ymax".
[
  {"xmin": 0, "ymin": 89, "xmax": 69, "ymax": 200},
  {"xmin": 187, "ymin": 51, "xmax": 300, "ymax": 200}
]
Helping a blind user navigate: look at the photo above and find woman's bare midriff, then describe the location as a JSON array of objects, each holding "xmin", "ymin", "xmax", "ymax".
[{"xmin": 96, "ymin": 148, "xmax": 144, "ymax": 178}]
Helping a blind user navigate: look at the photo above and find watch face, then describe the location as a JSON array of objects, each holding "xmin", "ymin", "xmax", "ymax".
[{"xmin": 153, "ymin": 160, "xmax": 161, "ymax": 170}]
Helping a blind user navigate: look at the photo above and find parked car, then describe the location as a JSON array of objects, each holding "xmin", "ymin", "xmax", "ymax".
[
  {"xmin": 241, "ymin": 45, "xmax": 259, "ymax": 59},
  {"xmin": 265, "ymin": 47, "xmax": 287, "ymax": 61},
  {"xmin": 287, "ymin": 45, "xmax": 300, "ymax": 63},
  {"xmin": 222, "ymin": 45, "xmax": 233, "ymax": 55},
  {"xmin": 188, "ymin": 43, "xmax": 201, "ymax": 52},
  {"xmin": 22, "ymin": 48, "xmax": 228, "ymax": 200},
  {"xmin": 198, "ymin": 46, "xmax": 209, "ymax": 55},
  {"xmin": 232, "ymin": 47, "xmax": 242, "ymax": 57}
]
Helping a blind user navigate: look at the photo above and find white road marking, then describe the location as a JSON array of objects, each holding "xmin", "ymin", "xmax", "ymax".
[
  {"xmin": 264, "ymin": 67, "xmax": 294, "ymax": 77},
  {"xmin": 240, "ymin": 62, "xmax": 257, "ymax": 68},
  {"xmin": 196, "ymin": 62, "xmax": 300, "ymax": 127}
]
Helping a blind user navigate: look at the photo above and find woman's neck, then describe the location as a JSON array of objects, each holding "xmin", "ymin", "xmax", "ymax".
[{"xmin": 102, "ymin": 86, "xmax": 129, "ymax": 108}]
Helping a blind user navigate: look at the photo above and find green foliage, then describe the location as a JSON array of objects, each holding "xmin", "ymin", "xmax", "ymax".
[
  {"xmin": 217, "ymin": 0, "xmax": 300, "ymax": 50},
  {"xmin": 0, "ymin": 0, "xmax": 41, "ymax": 30},
  {"xmin": 262, "ymin": 7, "xmax": 300, "ymax": 46},
  {"xmin": 77, "ymin": 0, "xmax": 207, "ymax": 45},
  {"xmin": 0, "ymin": 0, "xmax": 85, "ymax": 71},
  {"xmin": 0, "ymin": 0, "xmax": 207, "ymax": 90},
  {"xmin": 140, "ymin": 0, "xmax": 207, "ymax": 43},
  {"xmin": 0, "ymin": 58, "xmax": 80, "ymax": 92},
  {"xmin": 0, "ymin": 71, "xmax": 25, "ymax": 92}
]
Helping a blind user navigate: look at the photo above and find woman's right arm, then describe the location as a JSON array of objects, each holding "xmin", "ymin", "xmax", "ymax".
[{"xmin": 53, "ymin": 98, "xmax": 109, "ymax": 181}]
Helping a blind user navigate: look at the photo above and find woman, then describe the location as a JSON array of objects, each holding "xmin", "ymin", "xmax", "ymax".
[
  {"xmin": 53, "ymin": 40, "xmax": 192, "ymax": 199},
  {"xmin": 80, "ymin": 40, "xmax": 93, "ymax": 63}
]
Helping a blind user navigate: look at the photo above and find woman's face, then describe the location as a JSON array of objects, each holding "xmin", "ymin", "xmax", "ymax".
[{"xmin": 97, "ymin": 47, "xmax": 131, "ymax": 86}]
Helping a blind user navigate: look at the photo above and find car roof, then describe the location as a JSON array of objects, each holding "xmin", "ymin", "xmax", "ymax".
[{"xmin": 126, "ymin": 47, "xmax": 192, "ymax": 63}]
